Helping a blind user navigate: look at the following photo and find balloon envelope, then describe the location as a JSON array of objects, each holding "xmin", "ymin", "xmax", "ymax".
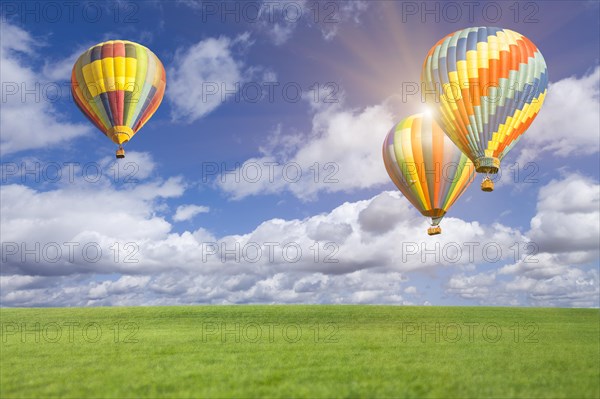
[
  {"xmin": 71, "ymin": 40, "xmax": 166, "ymax": 150},
  {"xmin": 383, "ymin": 113, "xmax": 475, "ymax": 230},
  {"xmin": 422, "ymin": 27, "xmax": 547, "ymax": 175}
]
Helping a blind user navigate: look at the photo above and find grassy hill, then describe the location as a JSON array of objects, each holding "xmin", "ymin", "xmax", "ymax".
[{"xmin": 1, "ymin": 305, "xmax": 598, "ymax": 398}]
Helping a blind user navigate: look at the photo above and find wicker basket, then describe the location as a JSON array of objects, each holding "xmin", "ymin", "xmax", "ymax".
[
  {"xmin": 481, "ymin": 178, "xmax": 494, "ymax": 192},
  {"xmin": 427, "ymin": 226, "xmax": 442, "ymax": 236}
]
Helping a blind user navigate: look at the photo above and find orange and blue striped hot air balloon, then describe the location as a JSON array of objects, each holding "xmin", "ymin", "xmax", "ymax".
[
  {"xmin": 71, "ymin": 40, "xmax": 166, "ymax": 158},
  {"xmin": 422, "ymin": 27, "xmax": 547, "ymax": 191},
  {"xmin": 383, "ymin": 113, "xmax": 475, "ymax": 235}
]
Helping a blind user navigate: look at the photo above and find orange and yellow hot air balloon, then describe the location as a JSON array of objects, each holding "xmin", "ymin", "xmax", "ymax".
[
  {"xmin": 383, "ymin": 113, "xmax": 475, "ymax": 235},
  {"xmin": 422, "ymin": 27, "xmax": 548, "ymax": 191},
  {"xmin": 71, "ymin": 40, "xmax": 166, "ymax": 158}
]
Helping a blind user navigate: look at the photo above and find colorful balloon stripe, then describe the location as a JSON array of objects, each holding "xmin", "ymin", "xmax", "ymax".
[
  {"xmin": 383, "ymin": 113, "xmax": 475, "ymax": 226},
  {"xmin": 422, "ymin": 27, "xmax": 547, "ymax": 167},
  {"xmin": 71, "ymin": 40, "xmax": 166, "ymax": 145}
]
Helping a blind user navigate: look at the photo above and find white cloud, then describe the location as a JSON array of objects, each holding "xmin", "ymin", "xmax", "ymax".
[
  {"xmin": 173, "ymin": 204, "xmax": 210, "ymax": 222},
  {"xmin": 2, "ymin": 162, "xmax": 598, "ymax": 308},
  {"xmin": 504, "ymin": 268, "xmax": 599, "ymax": 308},
  {"xmin": 257, "ymin": 0, "xmax": 368, "ymax": 45},
  {"xmin": 447, "ymin": 263, "xmax": 599, "ymax": 307},
  {"xmin": 177, "ymin": 0, "xmax": 368, "ymax": 45},
  {"xmin": 260, "ymin": 0, "xmax": 306, "ymax": 46},
  {"xmin": 42, "ymin": 45, "xmax": 91, "ymax": 81},
  {"xmin": 214, "ymin": 66, "xmax": 600, "ymax": 200},
  {"xmin": 98, "ymin": 151, "xmax": 158, "ymax": 181},
  {"xmin": 320, "ymin": 0, "xmax": 368, "ymax": 40},
  {"xmin": 516, "ymin": 67, "xmax": 600, "ymax": 163},
  {"xmin": 446, "ymin": 272, "xmax": 497, "ymax": 301},
  {"xmin": 167, "ymin": 35, "xmax": 250, "ymax": 123},
  {"xmin": 1, "ymin": 153, "xmax": 185, "ymax": 277},
  {"xmin": 268, "ymin": 23, "xmax": 296, "ymax": 46},
  {"xmin": 216, "ymin": 98, "xmax": 397, "ymax": 200},
  {"xmin": 404, "ymin": 286, "xmax": 417, "ymax": 294},
  {"xmin": 0, "ymin": 22, "xmax": 90, "ymax": 155},
  {"xmin": 2, "ymin": 163, "xmax": 534, "ymax": 306},
  {"xmin": 445, "ymin": 174, "xmax": 600, "ymax": 307},
  {"xmin": 528, "ymin": 174, "xmax": 600, "ymax": 253},
  {"xmin": 0, "ymin": 22, "xmax": 36, "ymax": 55},
  {"xmin": 10, "ymin": 179, "xmax": 516, "ymax": 278}
]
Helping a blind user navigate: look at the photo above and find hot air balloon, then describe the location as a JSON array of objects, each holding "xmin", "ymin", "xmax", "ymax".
[
  {"xmin": 71, "ymin": 40, "xmax": 166, "ymax": 158},
  {"xmin": 422, "ymin": 27, "xmax": 547, "ymax": 191},
  {"xmin": 383, "ymin": 113, "xmax": 475, "ymax": 235}
]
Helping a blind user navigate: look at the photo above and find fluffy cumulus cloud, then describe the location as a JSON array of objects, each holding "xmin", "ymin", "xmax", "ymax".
[
  {"xmin": 0, "ymin": 149, "xmax": 516, "ymax": 305},
  {"xmin": 216, "ymin": 99, "xmax": 397, "ymax": 200},
  {"xmin": 0, "ymin": 153, "xmax": 185, "ymax": 278},
  {"xmin": 447, "ymin": 265, "xmax": 599, "ymax": 308},
  {"xmin": 2, "ymin": 152, "xmax": 598, "ymax": 307},
  {"xmin": 528, "ymin": 174, "xmax": 600, "ymax": 254},
  {"xmin": 445, "ymin": 174, "xmax": 600, "ymax": 308},
  {"xmin": 167, "ymin": 34, "xmax": 253, "ymax": 123},
  {"xmin": 0, "ymin": 22, "xmax": 90, "ymax": 155},
  {"xmin": 173, "ymin": 204, "xmax": 210, "ymax": 222},
  {"xmin": 213, "ymin": 66, "xmax": 600, "ymax": 200},
  {"xmin": 517, "ymin": 66, "xmax": 600, "ymax": 163}
]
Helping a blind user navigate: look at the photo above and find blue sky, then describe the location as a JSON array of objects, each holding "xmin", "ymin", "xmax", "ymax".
[{"xmin": 1, "ymin": 0, "xmax": 599, "ymax": 307}]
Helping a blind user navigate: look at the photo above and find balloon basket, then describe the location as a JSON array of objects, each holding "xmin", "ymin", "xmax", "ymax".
[
  {"xmin": 116, "ymin": 147, "xmax": 125, "ymax": 159},
  {"xmin": 427, "ymin": 226, "xmax": 441, "ymax": 236},
  {"xmin": 481, "ymin": 177, "xmax": 494, "ymax": 192}
]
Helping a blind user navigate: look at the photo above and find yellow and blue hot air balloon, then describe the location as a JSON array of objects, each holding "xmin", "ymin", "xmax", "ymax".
[
  {"xmin": 383, "ymin": 113, "xmax": 475, "ymax": 235},
  {"xmin": 422, "ymin": 27, "xmax": 548, "ymax": 191},
  {"xmin": 71, "ymin": 40, "xmax": 166, "ymax": 158}
]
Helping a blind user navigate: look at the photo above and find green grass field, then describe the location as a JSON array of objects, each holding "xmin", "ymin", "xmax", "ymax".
[{"xmin": 1, "ymin": 306, "xmax": 598, "ymax": 398}]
